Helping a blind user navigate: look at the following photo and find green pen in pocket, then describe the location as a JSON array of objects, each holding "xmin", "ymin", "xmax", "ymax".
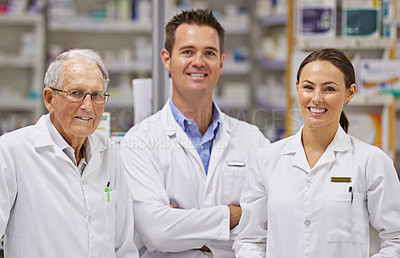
[{"xmin": 105, "ymin": 182, "xmax": 110, "ymax": 202}]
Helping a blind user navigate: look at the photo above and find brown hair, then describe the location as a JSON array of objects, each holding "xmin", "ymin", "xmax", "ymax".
[
  {"xmin": 164, "ymin": 9, "xmax": 225, "ymax": 56},
  {"xmin": 296, "ymin": 48, "xmax": 355, "ymax": 133}
]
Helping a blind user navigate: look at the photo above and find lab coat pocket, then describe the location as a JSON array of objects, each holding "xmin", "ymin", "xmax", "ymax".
[
  {"xmin": 104, "ymin": 190, "xmax": 118, "ymax": 240},
  {"xmin": 326, "ymin": 192, "xmax": 365, "ymax": 243},
  {"xmin": 222, "ymin": 167, "xmax": 246, "ymax": 205}
]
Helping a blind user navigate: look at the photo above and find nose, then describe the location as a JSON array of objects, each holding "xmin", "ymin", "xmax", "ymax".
[
  {"xmin": 312, "ymin": 89, "xmax": 323, "ymax": 104},
  {"xmin": 193, "ymin": 53, "xmax": 205, "ymax": 67},
  {"xmin": 80, "ymin": 93, "xmax": 93, "ymax": 111}
]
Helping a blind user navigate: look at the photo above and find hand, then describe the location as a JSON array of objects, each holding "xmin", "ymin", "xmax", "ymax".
[
  {"xmin": 200, "ymin": 245, "xmax": 211, "ymax": 252},
  {"xmin": 228, "ymin": 205, "xmax": 242, "ymax": 229}
]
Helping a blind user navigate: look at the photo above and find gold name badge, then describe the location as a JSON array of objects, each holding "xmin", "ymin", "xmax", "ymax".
[{"xmin": 331, "ymin": 177, "xmax": 352, "ymax": 183}]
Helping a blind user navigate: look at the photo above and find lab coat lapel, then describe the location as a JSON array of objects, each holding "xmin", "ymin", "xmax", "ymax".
[
  {"xmin": 284, "ymin": 128, "xmax": 311, "ymax": 173},
  {"xmin": 163, "ymin": 103, "xmax": 205, "ymax": 176},
  {"xmin": 206, "ymin": 112, "xmax": 231, "ymax": 182},
  {"xmin": 312, "ymin": 126, "xmax": 351, "ymax": 170},
  {"xmin": 82, "ymin": 134, "xmax": 107, "ymax": 177},
  {"xmin": 33, "ymin": 114, "xmax": 74, "ymax": 164}
]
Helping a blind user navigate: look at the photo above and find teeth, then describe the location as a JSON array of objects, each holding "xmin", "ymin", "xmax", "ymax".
[
  {"xmin": 78, "ymin": 117, "xmax": 91, "ymax": 120},
  {"xmin": 309, "ymin": 107, "xmax": 326, "ymax": 114},
  {"xmin": 190, "ymin": 73, "xmax": 205, "ymax": 77}
]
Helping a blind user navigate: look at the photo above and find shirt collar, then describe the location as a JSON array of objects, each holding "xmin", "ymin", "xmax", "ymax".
[
  {"xmin": 169, "ymin": 99, "xmax": 221, "ymax": 135},
  {"xmin": 45, "ymin": 113, "xmax": 91, "ymax": 164}
]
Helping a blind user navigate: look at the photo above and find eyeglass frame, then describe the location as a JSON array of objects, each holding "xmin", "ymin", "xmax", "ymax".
[{"xmin": 49, "ymin": 87, "xmax": 110, "ymax": 104}]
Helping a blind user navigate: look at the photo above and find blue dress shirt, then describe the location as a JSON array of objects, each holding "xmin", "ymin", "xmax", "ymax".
[{"xmin": 169, "ymin": 99, "xmax": 220, "ymax": 174}]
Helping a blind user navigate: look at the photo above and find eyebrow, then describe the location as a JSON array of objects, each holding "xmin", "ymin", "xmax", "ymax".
[
  {"xmin": 178, "ymin": 45, "xmax": 219, "ymax": 53},
  {"xmin": 301, "ymin": 80, "xmax": 338, "ymax": 86}
]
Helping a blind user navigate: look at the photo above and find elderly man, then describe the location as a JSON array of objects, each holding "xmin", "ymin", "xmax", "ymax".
[
  {"xmin": 121, "ymin": 9, "xmax": 269, "ymax": 257},
  {"xmin": 0, "ymin": 49, "xmax": 139, "ymax": 258}
]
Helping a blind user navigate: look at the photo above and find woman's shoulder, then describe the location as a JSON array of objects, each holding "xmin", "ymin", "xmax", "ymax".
[{"xmin": 348, "ymin": 134, "xmax": 393, "ymax": 163}]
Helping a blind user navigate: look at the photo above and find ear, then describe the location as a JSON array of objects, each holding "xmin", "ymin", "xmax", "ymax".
[
  {"xmin": 43, "ymin": 88, "xmax": 55, "ymax": 113},
  {"xmin": 346, "ymin": 83, "xmax": 356, "ymax": 102},
  {"xmin": 296, "ymin": 81, "xmax": 299, "ymax": 93},
  {"xmin": 219, "ymin": 53, "xmax": 225, "ymax": 70},
  {"xmin": 160, "ymin": 49, "xmax": 171, "ymax": 73}
]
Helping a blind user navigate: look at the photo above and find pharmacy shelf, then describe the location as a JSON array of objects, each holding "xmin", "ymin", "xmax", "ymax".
[
  {"xmin": 105, "ymin": 62, "xmax": 151, "ymax": 74},
  {"xmin": 256, "ymin": 98, "xmax": 285, "ymax": 115},
  {"xmin": 0, "ymin": 12, "xmax": 45, "ymax": 129},
  {"xmin": 48, "ymin": 20, "xmax": 151, "ymax": 33},
  {"xmin": 214, "ymin": 97, "xmax": 249, "ymax": 110},
  {"xmin": 222, "ymin": 62, "xmax": 251, "ymax": 75},
  {"xmin": 0, "ymin": 56, "xmax": 35, "ymax": 68},
  {"xmin": 223, "ymin": 23, "xmax": 249, "ymax": 35},
  {"xmin": 297, "ymin": 37, "xmax": 394, "ymax": 51},
  {"xmin": 0, "ymin": 14, "xmax": 42, "ymax": 24},
  {"xmin": 0, "ymin": 99, "xmax": 38, "ymax": 111},
  {"xmin": 257, "ymin": 58, "xmax": 286, "ymax": 70},
  {"xmin": 258, "ymin": 14, "xmax": 287, "ymax": 27},
  {"xmin": 106, "ymin": 99, "xmax": 133, "ymax": 109},
  {"xmin": 344, "ymin": 94, "xmax": 395, "ymax": 159},
  {"xmin": 347, "ymin": 94, "xmax": 394, "ymax": 107}
]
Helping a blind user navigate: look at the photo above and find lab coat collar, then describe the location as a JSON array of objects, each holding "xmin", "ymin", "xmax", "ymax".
[
  {"xmin": 33, "ymin": 114, "xmax": 79, "ymax": 168},
  {"xmin": 285, "ymin": 125, "xmax": 352, "ymax": 172},
  {"xmin": 33, "ymin": 114, "xmax": 108, "ymax": 176},
  {"xmin": 33, "ymin": 114, "xmax": 57, "ymax": 149}
]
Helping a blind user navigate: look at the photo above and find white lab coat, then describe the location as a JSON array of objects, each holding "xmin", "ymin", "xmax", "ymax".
[
  {"xmin": 120, "ymin": 102, "xmax": 268, "ymax": 258},
  {"xmin": 0, "ymin": 114, "xmax": 139, "ymax": 258},
  {"xmin": 234, "ymin": 126, "xmax": 400, "ymax": 258}
]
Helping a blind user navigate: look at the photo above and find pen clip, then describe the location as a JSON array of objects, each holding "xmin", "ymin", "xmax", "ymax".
[
  {"xmin": 349, "ymin": 186, "xmax": 353, "ymax": 204},
  {"xmin": 105, "ymin": 182, "xmax": 110, "ymax": 202}
]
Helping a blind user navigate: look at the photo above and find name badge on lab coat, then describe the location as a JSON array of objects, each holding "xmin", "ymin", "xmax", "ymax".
[
  {"xmin": 331, "ymin": 177, "xmax": 352, "ymax": 183},
  {"xmin": 226, "ymin": 161, "xmax": 245, "ymax": 167}
]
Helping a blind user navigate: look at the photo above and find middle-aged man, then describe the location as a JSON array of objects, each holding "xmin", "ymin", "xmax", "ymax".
[
  {"xmin": 0, "ymin": 49, "xmax": 139, "ymax": 258},
  {"xmin": 121, "ymin": 9, "xmax": 270, "ymax": 257}
]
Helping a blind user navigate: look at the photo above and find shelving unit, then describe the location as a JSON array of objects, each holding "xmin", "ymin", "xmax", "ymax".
[
  {"xmin": 47, "ymin": 0, "xmax": 153, "ymax": 131},
  {"xmin": 0, "ymin": 13, "xmax": 45, "ymax": 134},
  {"xmin": 252, "ymin": 6, "xmax": 288, "ymax": 141},
  {"xmin": 208, "ymin": 0, "xmax": 253, "ymax": 110}
]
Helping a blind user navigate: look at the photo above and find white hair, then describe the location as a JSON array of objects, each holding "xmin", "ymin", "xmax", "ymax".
[{"xmin": 43, "ymin": 48, "xmax": 110, "ymax": 90}]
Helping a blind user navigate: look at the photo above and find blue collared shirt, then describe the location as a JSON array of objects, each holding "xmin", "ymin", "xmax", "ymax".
[{"xmin": 169, "ymin": 99, "xmax": 220, "ymax": 174}]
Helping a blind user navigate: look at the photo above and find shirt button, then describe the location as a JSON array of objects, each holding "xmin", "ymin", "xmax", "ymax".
[
  {"xmin": 304, "ymin": 220, "xmax": 311, "ymax": 226},
  {"xmin": 200, "ymin": 145, "xmax": 204, "ymax": 150},
  {"xmin": 306, "ymin": 180, "xmax": 312, "ymax": 188},
  {"xmin": 88, "ymin": 216, "xmax": 92, "ymax": 223},
  {"xmin": 188, "ymin": 121, "xmax": 192, "ymax": 125}
]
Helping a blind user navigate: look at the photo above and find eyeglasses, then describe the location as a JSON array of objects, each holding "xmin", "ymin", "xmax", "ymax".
[{"xmin": 50, "ymin": 87, "xmax": 110, "ymax": 104}]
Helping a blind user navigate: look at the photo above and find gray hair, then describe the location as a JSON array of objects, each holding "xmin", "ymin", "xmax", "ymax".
[{"xmin": 44, "ymin": 48, "xmax": 110, "ymax": 91}]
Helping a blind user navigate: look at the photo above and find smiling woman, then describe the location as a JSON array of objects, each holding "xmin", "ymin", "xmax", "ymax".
[
  {"xmin": 234, "ymin": 48, "xmax": 400, "ymax": 258},
  {"xmin": 296, "ymin": 48, "xmax": 356, "ymax": 134}
]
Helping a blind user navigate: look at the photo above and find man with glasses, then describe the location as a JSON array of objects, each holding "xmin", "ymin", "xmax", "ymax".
[{"xmin": 0, "ymin": 49, "xmax": 139, "ymax": 258}]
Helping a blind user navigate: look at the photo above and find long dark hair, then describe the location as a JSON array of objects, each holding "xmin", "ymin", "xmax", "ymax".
[{"xmin": 296, "ymin": 48, "xmax": 355, "ymax": 133}]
